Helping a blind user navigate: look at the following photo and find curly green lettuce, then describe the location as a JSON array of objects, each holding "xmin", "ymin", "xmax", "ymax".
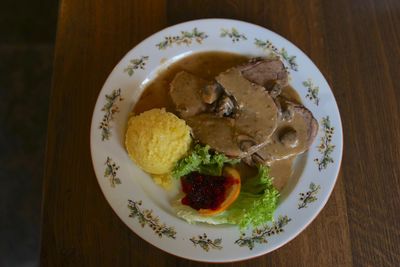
[
  {"xmin": 225, "ymin": 165, "xmax": 279, "ymax": 228},
  {"xmin": 172, "ymin": 144, "xmax": 239, "ymax": 179}
]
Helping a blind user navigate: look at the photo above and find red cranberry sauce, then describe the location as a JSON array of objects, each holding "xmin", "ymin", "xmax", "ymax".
[{"xmin": 180, "ymin": 172, "xmax": 239, "ymax": 210}]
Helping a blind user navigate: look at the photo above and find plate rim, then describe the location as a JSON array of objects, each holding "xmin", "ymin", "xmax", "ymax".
[{"xmin": 90, "ymin": 18, "xmax": 343, "ymax": 262}]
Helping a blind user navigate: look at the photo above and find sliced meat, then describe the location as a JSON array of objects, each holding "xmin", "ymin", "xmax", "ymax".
[
  {"xmin": 247, "ymin": 100, "xmax": 318, "ymax": 165},
  {"xmin": 170, "ymin": 71, "xmax": 208, "ymax": 118},
  {"xmin": 169, "ymin": 58, "xmax": 317, "ymax": 163},
  {"xmin": 216, "ymin": 68, "xmax": 278, "ymax": 141},
  {"xmin": 214, "ymin": 68, "xmax": 278, "ymax": 156},
  {"xmin": 183, "ymin": 68, "xmax": 279, "ymax": 158},
  {"xmin": 186, "ymin": 114, "xmax": 243, "ymax": 157},
  {"xmin": 239, "ymin": 58, "xmax": 288, "ymax": 90}
]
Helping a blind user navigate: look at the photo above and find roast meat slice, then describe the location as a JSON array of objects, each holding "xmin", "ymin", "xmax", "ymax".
[
  {"xmin": 168, "ymin": 58, "xmax": 316, "ymax": 162},
  {"xmin": 245, "ymin": 100, "xmax": 318, "ymax": 165},
  {"xmin": 239, "ymin": 58, "xmax": 288, "ymax": 90},
  {"xmin": 170, "ymin": 71, "xmax": 208, "ymax": 118},
  {"xmin": 186, "ymin": 114, "xmax": 243, "ymax": 157},
  {"xmin": 176, "ymin": 68, "xmax": 279, "ymax": 158},
  {"xmin": 216, "ymin": 68, "xmax": 278, "ymax": 141},
  {"xmin": 214, "ymin": 68, "xmax": 279, "ymax": 156}
]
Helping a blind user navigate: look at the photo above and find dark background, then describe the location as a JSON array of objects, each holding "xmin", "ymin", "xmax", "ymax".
[{"xmin": 0, "ymin": 1, "xmax": 58, "ymax": 266}]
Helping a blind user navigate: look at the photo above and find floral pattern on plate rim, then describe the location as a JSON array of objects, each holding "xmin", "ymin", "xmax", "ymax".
[
  {"xmin": 98, "ymin": 88, "xmax": 123, "ymax": 141},
  {"xmin": 104, "ymin": 157, "xmax": 121, "ymax": 187},
  {"xmin": 303, "ymin": 78, "xmax": 320, "ymax": 106},
  {"xmin": 234, "ymin": 216, "xmax": 291, "ymax": 250},
  {"xmin": 220, "ymin": 27, "xmax": 247, "ymax": 42},
  {"xmin": 156, "ymin": 28, "xmax": 208, "ymax": 50},
  {"xmin": 124, "ymin": 56, "xmax": 149, "ymax": 76},
  {"xmin": 298, "ymin": 182, "xmax": 321, "ymax": 209},
  {"xmin": 315, "ymin": 116, "xmax": 336, "ymax": 171},
  {"xmin": 128, "ymin": 200, "xmax": 177, "ymax": 239},
  {"xmin": 254, "ymin": 38, "xmax": 298, "ymax": 71},
  {"xmin": 190, "ymin": 233, "xmax": 223, "ymax": 251}
]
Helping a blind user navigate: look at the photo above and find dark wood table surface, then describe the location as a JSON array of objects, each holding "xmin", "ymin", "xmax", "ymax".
[{"xmin": 41, "ymin": 0, "xmax": 400, "ymax": 266}]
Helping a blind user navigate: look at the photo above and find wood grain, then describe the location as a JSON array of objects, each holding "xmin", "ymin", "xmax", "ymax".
[{"xmin": 40, "ymin": 0, "xmax": 400, "ymax": 266}]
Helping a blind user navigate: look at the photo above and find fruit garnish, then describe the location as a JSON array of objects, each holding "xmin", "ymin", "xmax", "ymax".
[
  {"xmin": 180, "ymin": 166, "xmax": 241, "ymax": 216},
  {"xmin": 198, "ymin": 167, "xmax": 240, "ymax": 216}
]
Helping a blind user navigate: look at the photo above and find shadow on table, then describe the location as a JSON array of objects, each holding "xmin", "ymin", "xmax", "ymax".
[{"xmin": 0, "ymin": 0, "xmax": 58, "ymax": 266}]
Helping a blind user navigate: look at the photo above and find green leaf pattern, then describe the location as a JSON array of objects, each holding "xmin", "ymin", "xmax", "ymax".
[
  {"xmin": 302, "ymin": 78, "xmax": 320, "ymax": 106},
  {"xmin": 99, "ymin": 89, "xmax": 123, "ymax": 141},
  {"xmin": 128, "ymin": 200, "xmax": 176, "ymax": 239},
  {"xmin": 190, "ymin": 233, "xmax": 222, "ymax": 251},
  {"xmin": 298, "ymin": 182, "xmax": 321, "ymax": 209},
  {"xmin": 124, "ymin": 56, "xmax": 149, "ymax": 76},
  {"xmin": 315, "ymin": 116, "xmax": 335, "ymax": 171},
  {"xmin": 156, "ymin": 28, "xmax": 208, "ymax": 50},
  {"xmin": 220, "ymin": 27, "xmax": 247, "ymax": 42},
  {"xmin": 254, "ymin": 38, "xmax": 298, "ymax": 71},
  {"xmin": 104, "ymin": 157, "xmax": 121, "ymax": 187},
  {"xmin": 234, "ymin": 216, "xmax": 291, "ymax": 250}
]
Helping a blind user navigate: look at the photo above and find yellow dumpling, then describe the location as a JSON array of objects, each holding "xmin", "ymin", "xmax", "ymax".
[{"xmin": 125, "ymin": 108, "xmax": 191, "ymax": 181}]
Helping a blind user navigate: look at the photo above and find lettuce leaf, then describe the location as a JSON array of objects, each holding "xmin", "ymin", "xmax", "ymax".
[
  {"xmin": 173, "ymin": 164, "xmax": 279, "ymax": 229},
  {"xmin": 172, "ymin": 144, "xmax": 239, "ymax": 179},
  {"xmin": 225, "ymin": 165, "xmax": 279, "ymax": 228}
]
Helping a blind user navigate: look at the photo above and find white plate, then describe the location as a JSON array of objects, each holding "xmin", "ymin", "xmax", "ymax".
[{"xmin": 90, "ymin": 19, "xmax": 343, "ymax": 262}]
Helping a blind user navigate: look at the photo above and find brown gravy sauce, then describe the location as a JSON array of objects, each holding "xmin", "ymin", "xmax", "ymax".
[
  {"xmin": 134, "ymin": 51, "xmax": 300, "ymax": 191},
  {"xmin": 134, "ymin": 52, "xmax": 249, "ymax": 114}
]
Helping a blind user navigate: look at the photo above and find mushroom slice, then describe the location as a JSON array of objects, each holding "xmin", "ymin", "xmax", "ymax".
[
  {"xmin": 215, "ymin": 94, "xmax": 237, "ymax": 117},
  {"xmin": 202, "ymin": 83, "xmax": 223, "ymax": 104}
]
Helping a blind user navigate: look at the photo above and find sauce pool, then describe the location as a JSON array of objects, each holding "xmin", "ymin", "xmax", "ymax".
[{"xmin": 133, "ymin": 51, "xmax": 249, "ymax": 115}]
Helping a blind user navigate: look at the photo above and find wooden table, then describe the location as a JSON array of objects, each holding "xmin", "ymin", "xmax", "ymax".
[{"xmin": 41, "ymin": 0, "xmax": 400, "ymax": 266}]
